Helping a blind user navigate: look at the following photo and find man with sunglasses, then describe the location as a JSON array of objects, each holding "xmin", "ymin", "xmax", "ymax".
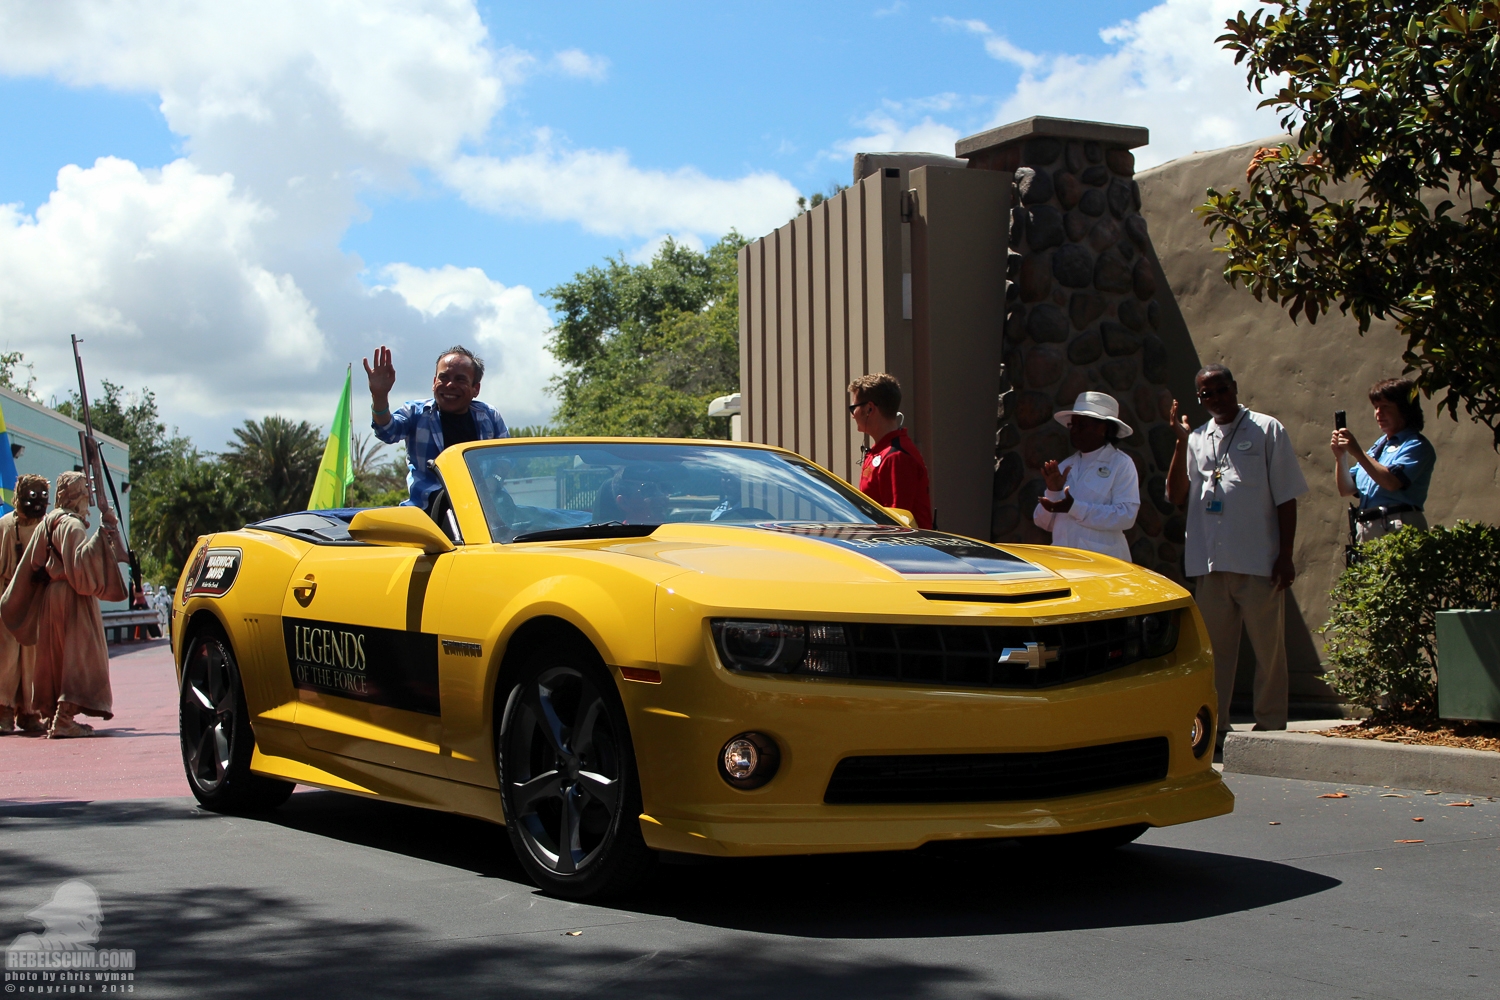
[
  {"xmin": 365, "ymin": 344, "xmax": 509, "ymax": 509},
  {"xmin": 1166, "ymin": 364, "xmax": 1307, "ymax": 740},
  {"xmin": 848, "ymin": 373, "xmax": 932, "ymax": 529}
]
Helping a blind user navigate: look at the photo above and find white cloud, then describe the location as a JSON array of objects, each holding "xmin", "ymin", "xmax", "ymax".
[
  {"xmin": 552, "ymin": 48, "xmax": 609, "ymax": 82},
  {"xmin": 831, "ymin": 114, "xmax": 963, "ymax": 158},
  {"xmin": 0, "ymin": 157, "xmax": 325, "ymax": 417},
  {"xmin": 443, "ymin": 129, "xmax": 801, "ymax": 240},
  {"xmin": 379, "ymin": 264, "xmax": 559, "ymax": 427},
  {"xmin": 964, "ymin": 0, "xmax": 1281, "ymax": 169},
  {"xmin": 937, "ymin": 17, "xmax": 1040, "ymax": 70},
  {"xmin": 0, "ymin": 0, "xmax": 504, "ymax": 167}
]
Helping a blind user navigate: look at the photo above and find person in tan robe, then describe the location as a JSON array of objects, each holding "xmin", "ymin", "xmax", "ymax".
[
  {"xmin": 18, "ymin": 471, "xmax": 127, "ymax": 738},
  {"xmin": 0, "ymin": 474, "xmax": 49, "ymax": 733}
]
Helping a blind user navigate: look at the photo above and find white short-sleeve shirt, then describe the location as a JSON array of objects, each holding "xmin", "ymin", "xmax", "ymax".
[{"xmin": 1183, "ymin": 407, "xmax": 1308, "ymax": 578}]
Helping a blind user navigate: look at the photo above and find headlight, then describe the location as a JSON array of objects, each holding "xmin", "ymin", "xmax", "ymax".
[
  {"xmin": 1118, "ymin": 609, "xmax": 1180, "ymax": 663},
  {"xmin": 1139, "ymin": 610, "xmax": 1180, "ymax": 659},
  {"xmin": 711, "ymin": 621, "xmax": 806, "ymax": 673}
]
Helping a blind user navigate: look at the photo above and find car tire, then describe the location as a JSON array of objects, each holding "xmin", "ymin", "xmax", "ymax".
[
  {"xmin": 498, "ymin": 639, "xmax": 654, "ymax": 900},
  {"xmin": 179, "ymin": 624, "xmax": 295, "ymax": 814}
]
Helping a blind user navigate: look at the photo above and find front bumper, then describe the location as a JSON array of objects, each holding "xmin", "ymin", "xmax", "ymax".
[
  {"xmin": 623, "ymin": 597, "xmax": 1231, "ymax": 857},
  {"xmin": 638, "ymin": 768, "xmax": 1232, "ymax": 857}
]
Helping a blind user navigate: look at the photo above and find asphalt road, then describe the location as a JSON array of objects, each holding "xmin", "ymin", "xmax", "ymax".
[{"xmin": 1, "ymin": 774, "xmax": 1495, "ymax": 1000}]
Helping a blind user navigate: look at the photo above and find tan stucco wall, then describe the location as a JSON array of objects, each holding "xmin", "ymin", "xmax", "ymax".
[{"xmin": 1136, "ymin": 137, "xmax": 1500, "ymax": 706}]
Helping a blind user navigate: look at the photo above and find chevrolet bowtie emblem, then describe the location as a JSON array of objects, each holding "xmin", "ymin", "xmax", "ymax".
[{"xmin": 998, "ymin": 642, "xmax": 1060, "ymax": 671}]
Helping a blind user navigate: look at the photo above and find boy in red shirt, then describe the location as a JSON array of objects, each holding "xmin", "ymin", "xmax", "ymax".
[{"xmin": 848, "ymin": 373, "xmax": 933, "ymax": 529}]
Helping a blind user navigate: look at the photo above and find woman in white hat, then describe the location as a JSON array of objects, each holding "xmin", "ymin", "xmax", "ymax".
[{"xmin": 1033, "ymin": 391, "xmax": 1140, "ymax": 562}]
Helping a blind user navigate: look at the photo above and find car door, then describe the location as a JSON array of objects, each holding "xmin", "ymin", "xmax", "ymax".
[{"xmin": 280, "ymin": 542, "xmax": 454, "ymax": 778}]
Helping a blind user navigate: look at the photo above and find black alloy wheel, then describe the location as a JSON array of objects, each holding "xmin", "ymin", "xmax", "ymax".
[
  {"xmin": 179, "ymin": 625, "xmax": 294, "ymax": 813},
  {"xmin": 499, "ymin": 644, "xmax": 653, "ymax": 899}
]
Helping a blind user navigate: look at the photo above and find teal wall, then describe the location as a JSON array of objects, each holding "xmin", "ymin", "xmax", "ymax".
[{"xmin": 0, "ymin": 386, "xmax": 131, "ymax": 610}]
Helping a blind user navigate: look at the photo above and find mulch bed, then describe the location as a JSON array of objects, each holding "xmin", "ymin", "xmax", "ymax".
[{"xmin": 1317, "ymin": 719, "xmax": 1500, "ymax": 753}]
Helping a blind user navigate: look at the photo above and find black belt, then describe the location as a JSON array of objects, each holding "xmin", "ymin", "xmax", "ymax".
[{"xmin": 1354, "ymin": 504, "xmax": 1422, "ymax": 523}]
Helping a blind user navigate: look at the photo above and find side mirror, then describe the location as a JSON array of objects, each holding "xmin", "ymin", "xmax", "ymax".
[
  {"xmin": 887, "ymin": 507, "xmax": 917, "ymax": 529},
  {"xmin": 348, "ymin": 507, "xmax": 455, "ymax": 554}
]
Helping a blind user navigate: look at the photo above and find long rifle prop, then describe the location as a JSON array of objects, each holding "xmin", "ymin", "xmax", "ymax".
[{"xmin": 71, "ymin": 337, "xmax": 135, "ymax": 578}]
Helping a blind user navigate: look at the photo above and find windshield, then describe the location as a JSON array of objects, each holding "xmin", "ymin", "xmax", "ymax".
[{"xmin": 463, "ymin": 441, "xmax": 896, "ymax": 543}]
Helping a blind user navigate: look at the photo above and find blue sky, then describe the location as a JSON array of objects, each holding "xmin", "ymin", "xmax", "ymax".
[{"xmin": 0, "ymin": 0, "xmax": 1276, "ymax": 450}]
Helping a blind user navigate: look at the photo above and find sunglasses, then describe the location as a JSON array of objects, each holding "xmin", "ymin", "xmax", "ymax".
[
  {"xmin": 1196, "ymin": 383, "xmax": 1233, "ymax": 400},
  {"xmin": 847, "ymin": 401, "xmax": 868, "ymax": 415}
]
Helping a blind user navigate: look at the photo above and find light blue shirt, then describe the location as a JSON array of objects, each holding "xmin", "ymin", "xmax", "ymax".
[
  {"xmin": 372, "ymin": 398, "xmax": 508, "ymax": 508},
  {"xmin": 1352, "ymin": 428, "xmax": 1434, "ymax": 509}
]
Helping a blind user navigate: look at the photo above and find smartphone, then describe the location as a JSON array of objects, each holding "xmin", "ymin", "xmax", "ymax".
[{"xmin": 1334, "ymin": 410, "xmax": 1346, "ymax": 430}]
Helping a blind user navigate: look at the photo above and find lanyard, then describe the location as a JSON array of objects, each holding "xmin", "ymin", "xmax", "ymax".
[{"xmin": 1210, "ymin": 409, "xmax": 1249, "ymax": 487}]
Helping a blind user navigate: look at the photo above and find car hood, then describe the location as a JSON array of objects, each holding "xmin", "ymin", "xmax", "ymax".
[{"xmin": 568, "ymin": 522, "xmax": 1188, "ymax": 617}]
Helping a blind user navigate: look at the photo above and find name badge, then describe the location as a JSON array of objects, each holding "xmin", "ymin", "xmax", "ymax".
[
  {"xmin": 1097, "ymin": 466, "xmax": 1110, "ymax": 478},
  {"xmin": 1236, "ymin": 441, "xmax": 1252, "ymax": 451},
  {"xmin": 870, "ymin": 455, "xmax": 881, "ymax": 468},
  {"xmin": 1205, "ymin": 498, "xmax": 1224, "ymax": 515}
]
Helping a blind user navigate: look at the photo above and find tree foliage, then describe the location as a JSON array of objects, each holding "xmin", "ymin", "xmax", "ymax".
[
  {"xmin": 222, "ymin": 415, "xmax": 326, "ymax": 519},
  {"xmin": 545, "ymin": 234, "xmax": 744, "ymax": 438},
  {"xmin": 1323, "ymin": 521, "xmax": 1500, "ymax": 717},
  {"xmin": 1200, "ymin": 2, "xmax": 1500, "ymax": 443},
  {"xmin": 56, "ymin": 380, "xmax": 176, "ymax": 483},
  {"xmin": 0, "ymin": 351, "xmax": 37, "ymax": 400},
  {"xmin": 134, "ymin": 444, "xmax": 258, "ymax": 579}
]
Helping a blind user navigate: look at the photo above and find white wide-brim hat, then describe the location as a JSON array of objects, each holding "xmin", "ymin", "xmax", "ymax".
[{"xmin": 1053, "ymin": 391, "xmax": 1133, "ymax": 437}]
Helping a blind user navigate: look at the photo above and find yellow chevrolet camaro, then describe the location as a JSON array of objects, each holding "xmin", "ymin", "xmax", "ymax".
[{"xmin": 173, "ymin": 438, "xmax": 1231, "ymax": 898}]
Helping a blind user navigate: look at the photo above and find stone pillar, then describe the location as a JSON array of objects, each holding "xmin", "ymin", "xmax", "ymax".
[{"xmin": 958, "ymin": 117, "xmax": 1185, "ymax": 581}]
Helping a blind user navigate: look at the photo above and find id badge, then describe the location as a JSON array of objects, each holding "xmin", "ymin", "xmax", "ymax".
[{"xmin": 1205, "ymin": 498, "xmax": 1224, "ymax": 515}]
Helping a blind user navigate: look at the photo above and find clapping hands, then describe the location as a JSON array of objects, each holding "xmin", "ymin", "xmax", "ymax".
[{"xmin": 1039, "ymin": 460, "xmax": 1074, "ymax": 514}]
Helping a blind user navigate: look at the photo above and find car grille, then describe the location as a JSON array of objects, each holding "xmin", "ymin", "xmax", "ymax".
[
  {"xmin": 833, "ymin": 617, "xmax": 1166, "ymax": 689},
  {"xmin": 823, "ymin": 737, "xmax": 1171, "ymax": 805}
]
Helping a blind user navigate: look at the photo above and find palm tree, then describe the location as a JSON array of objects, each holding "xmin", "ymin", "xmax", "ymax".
[{"xmin": 223, "ymin": 415, "xmax": 326, "ymax": 517}]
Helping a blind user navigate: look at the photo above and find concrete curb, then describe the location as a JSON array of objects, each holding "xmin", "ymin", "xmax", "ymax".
[{"xmin": 1223, "ymin": 731, "xmax": 1500, "ymax": 796}]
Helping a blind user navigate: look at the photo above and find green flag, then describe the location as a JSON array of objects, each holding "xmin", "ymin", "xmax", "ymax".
[{"xmin": 308, "ymin": 365, "xmax": 355, "ymax": 510}]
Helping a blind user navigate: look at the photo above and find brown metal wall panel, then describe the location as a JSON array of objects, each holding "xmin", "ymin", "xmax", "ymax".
[
  {"xmin": 909, "ymin": 165, "xmax": 1009, "ymax": 540},
  {"xmin": 845, "ymin": 183, "xmax": 869, "ymax": 479},
  {"xmin": 826, "ymin": 193, "xmax": 851, "ymax": 481},
  {"xmin": 809, "ymin": 205, "xmax": 830, "ymax": 470},
  {"xmin": 786, "ymin": 215, "xmax": 810, "ymax": 458},
  {"xmin": 778, "ymin": 221, "xmax": 797, "ymax": 452},
  {"xmin": 738, "ymin": 245, "xmax": 754, "ymax": 443},
  {"xmin": 738, "ymin": 174, "xmax": 906, "ymax": 483}
]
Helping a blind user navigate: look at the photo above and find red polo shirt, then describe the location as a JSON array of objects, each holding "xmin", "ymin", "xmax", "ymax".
[{"xmin": 859, "ymin": 428, "xmax": 933, "ymax": 529}]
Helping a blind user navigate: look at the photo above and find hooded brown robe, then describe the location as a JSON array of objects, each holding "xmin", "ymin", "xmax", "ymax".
[
  {"xmin": 20, "ymin": 506, "xmax": 127, "ymax": 719},
  {"xmin": 0, "ymin": 510, "xmax": 40, "ymax": 715}
]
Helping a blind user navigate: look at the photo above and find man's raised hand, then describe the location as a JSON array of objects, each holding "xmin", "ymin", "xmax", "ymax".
[
  {"xmin": 1169, "ymin": 399, "xmax": 1191, "ymax": 442},
  {"xmin": 363, "ymin": 345, "xmax": 396, "ymax": 398}
]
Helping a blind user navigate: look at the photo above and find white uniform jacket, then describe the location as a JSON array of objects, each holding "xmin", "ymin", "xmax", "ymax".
[{"xmin": 1032, "ymin": 443, "xmax": 1140, "ymax": 563}]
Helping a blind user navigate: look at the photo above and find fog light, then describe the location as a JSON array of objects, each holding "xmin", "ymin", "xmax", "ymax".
[
  {"xmin": 1191, "ymin": 706, "xmax": 1213, "ymax": 758},
  {"xmin": 718, "ymin": 732, "xmax": 780, "ymax": 789}
]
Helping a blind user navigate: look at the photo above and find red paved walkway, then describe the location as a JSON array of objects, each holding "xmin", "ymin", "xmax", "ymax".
[{"xmin": 1, "ymin": 638, "xmax": 190, "ymax": 803}]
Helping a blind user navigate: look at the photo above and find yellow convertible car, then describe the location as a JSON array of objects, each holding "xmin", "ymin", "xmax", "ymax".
[{"xmin": 173, "ymin": 438, "xmax": 1231, "ymax": 898}]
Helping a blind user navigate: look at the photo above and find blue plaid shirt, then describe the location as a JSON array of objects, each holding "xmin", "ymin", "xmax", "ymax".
[{"xmin": 372, "ymin": 398, "xmax": 508, "ymax": 508}]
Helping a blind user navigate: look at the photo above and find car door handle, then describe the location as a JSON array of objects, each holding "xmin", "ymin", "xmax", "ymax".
[{"xmin": 292, "ymin": 577, "xmax": 316, "ymax": 607}]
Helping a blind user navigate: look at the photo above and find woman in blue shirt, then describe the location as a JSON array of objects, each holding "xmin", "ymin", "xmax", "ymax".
[{"xmin": 1331, "ymin": 377, "xmax": 1436, "ymax": 543}]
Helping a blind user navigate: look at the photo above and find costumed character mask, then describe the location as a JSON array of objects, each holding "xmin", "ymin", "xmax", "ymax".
[
  {"xmin": 15, "ymin": 474, "xmax": 48, "ymax": 519},
  {"xmin": 55, "ymin": 471, "xmax": 90, "ymax": 517}
]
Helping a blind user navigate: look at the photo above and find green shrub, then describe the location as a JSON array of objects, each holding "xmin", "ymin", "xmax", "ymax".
[{"xmin": 1323, "ymin": 522, "xmax": 1500, "ymax": 717}]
